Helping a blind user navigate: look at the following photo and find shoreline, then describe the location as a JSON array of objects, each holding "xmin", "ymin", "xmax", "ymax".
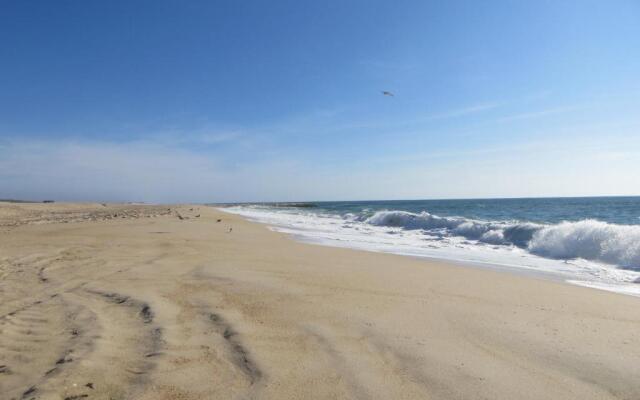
[
  {"xmin": 282, "ymin": 226, "xmax": 640, "ymax": 297},
  {"xmin": 220, "ymin": 205, "xmax": 640, "ymax": 298},
  {"xmin": 1, "ymin": 202, "xmax": 639, "ymax": 399}
]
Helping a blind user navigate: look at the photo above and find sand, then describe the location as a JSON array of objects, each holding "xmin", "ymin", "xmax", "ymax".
[{"xmin": 1, "ymin": 202, "xmax": 639, "ymax": 400}]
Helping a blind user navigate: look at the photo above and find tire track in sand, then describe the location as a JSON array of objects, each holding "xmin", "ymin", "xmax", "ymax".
[
  {"xmin": 7, "ymin": 288, "xmax": 165, "ymax": 400},
  {"xmin": 0, "ymin": 294, "xmax": 95, "ymax": 400}
]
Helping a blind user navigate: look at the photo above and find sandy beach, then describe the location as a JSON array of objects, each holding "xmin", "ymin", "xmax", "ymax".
[{"xmin": 1, "ymin": 202, "xmax": 639, "ymax": 400}]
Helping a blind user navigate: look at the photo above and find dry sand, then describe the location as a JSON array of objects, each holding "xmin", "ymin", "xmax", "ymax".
[{"xmin": 1, "ymin": 202, "xmax": 639, "ymax": 400}]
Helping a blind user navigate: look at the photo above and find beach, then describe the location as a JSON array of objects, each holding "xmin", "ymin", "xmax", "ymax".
[{"xmin": 1, "ymin": 202, "xmax": 639, "ymax": 400}]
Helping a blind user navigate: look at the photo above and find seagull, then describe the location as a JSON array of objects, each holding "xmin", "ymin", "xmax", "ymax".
[{"xmin": 382, "ymin": 91, "xmax": 394, "ymax": 97}]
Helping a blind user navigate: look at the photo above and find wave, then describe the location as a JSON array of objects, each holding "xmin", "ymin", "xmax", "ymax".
[
  {"xmin": 363, "ymin": 210, "xmax": 541, "ymax": 245},
  {"xmin": 528, "ymin": 220, "xmax": 640, "ymax": 269},
  {"xmin": 363, "ymin": 210, "xmax": 640, "ymax": 270}
]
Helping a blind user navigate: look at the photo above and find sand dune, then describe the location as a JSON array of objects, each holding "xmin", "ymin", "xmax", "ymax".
[{"xmin": 1, "ymin": 202, "xmax": 639, "ymax": 399}]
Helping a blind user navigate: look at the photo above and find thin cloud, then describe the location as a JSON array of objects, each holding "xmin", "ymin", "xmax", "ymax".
[
  {"xmin": 195, "ymin": 131, "xmax": 243, "ymax": 145},
  {"xmin": 300, "ymin": 101, "xmax": 502, "ymax": 134},
  {"xmin": 0, "ymin": 138, "xmax": 323, "ymax": 203},
  {"xmin": 495, "ymin": 105, "xmax": 582, "ymax": 123},
  {"xmin": 0, "ymin": 139, "xmax": 224, "ymax": 202},
  {"xmin": 421, "ymin": 102, "xmax": 501, "ymax": 121},
  {"xmin": 146, "ymin": 129, "xmax": 245, "ymax": 147},
  {"xmin": 1, "ymin": 131, "xmax": 638, "ymax": 203}
]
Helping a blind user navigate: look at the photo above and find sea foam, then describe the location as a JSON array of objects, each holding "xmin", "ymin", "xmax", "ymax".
[
  {"xmin": 363, "ymin": 210, "xmax": 640, "ymax": 270},
  {"xmin": 528, "ymin": 220, "xmax": 640, "ymax": 270}
]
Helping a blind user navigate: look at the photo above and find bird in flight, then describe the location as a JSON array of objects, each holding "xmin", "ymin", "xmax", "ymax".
[{"xmin": 382, "ymin": 91, "xmax": 394, "ymax": 97}]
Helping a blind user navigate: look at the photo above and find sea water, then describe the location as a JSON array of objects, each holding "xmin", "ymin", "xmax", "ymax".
[{"xmin": 219, "ymin": 197, "xmax": 640, "ymax": 296}]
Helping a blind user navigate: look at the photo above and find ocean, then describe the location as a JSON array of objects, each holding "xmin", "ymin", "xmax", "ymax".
[{"xmin": 219, "ymin": 197, "xmax": 640, "ymax": 296}]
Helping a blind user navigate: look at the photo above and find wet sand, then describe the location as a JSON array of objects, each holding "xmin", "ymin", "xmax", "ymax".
[{"xmin": 1, "ymin": 202, "xmax": 639, "ymax": 400}]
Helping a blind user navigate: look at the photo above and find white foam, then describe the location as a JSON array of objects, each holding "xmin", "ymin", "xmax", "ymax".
[
  {"xmin": 528, "ymin": 220, "xmax": 640, "ymax": 268},
  {"xmin": 363, "ymin": 210, "xmax": 640, "ymax": 268}
]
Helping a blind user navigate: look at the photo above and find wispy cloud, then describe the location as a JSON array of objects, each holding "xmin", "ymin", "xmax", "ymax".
[
  {"xmin": 420, "ymin": 102, "xmax": 501, "ymax": 121},
  {"xmin": 2, "ymin": 128, "xmax": 639, "ymax": 203},
  {"xmin": 289, "ymin": 101, "xmax": 502, "ymax": 134},
  {"xmin": 188, "ymin": 131, "xmax": 244, "ymax": 145},
  {"xmin": 495, "ymin": 105, "xmax": 582, "ymax": 123},
  {"xmin": 0, "ymin": 137, "xmax": 329, "ymax": 203},
  {"xmin": 0, "ymin": 139, "xmax": 225, "ymax": 202},
  {"xmin": 143, "ymin": 129, "xmax": 246, "ymax": 147}
]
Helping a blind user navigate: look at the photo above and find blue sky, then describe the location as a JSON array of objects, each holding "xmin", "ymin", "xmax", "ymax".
[{"xmin": 1, "ymin": 0, "xmax": 639, "ymax": 202}]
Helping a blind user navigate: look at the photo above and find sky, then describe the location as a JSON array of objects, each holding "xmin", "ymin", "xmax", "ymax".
[{"xmin": 1, "ymin": 0, "xmax": 639, "ymax": 203}]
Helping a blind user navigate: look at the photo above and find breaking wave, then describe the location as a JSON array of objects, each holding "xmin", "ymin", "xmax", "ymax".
[
  {"xmin": 364, "ymin": 211, "xmax": 640, "ymax": 270},
  {"xmin": 528, "ymin": 220, "xmax": 640, "ymax": 269}
]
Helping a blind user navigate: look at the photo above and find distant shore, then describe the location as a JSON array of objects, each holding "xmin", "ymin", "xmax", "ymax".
[{"xmin": 1, "ymin": 202, "xmax": 639, "ymax": 399}]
